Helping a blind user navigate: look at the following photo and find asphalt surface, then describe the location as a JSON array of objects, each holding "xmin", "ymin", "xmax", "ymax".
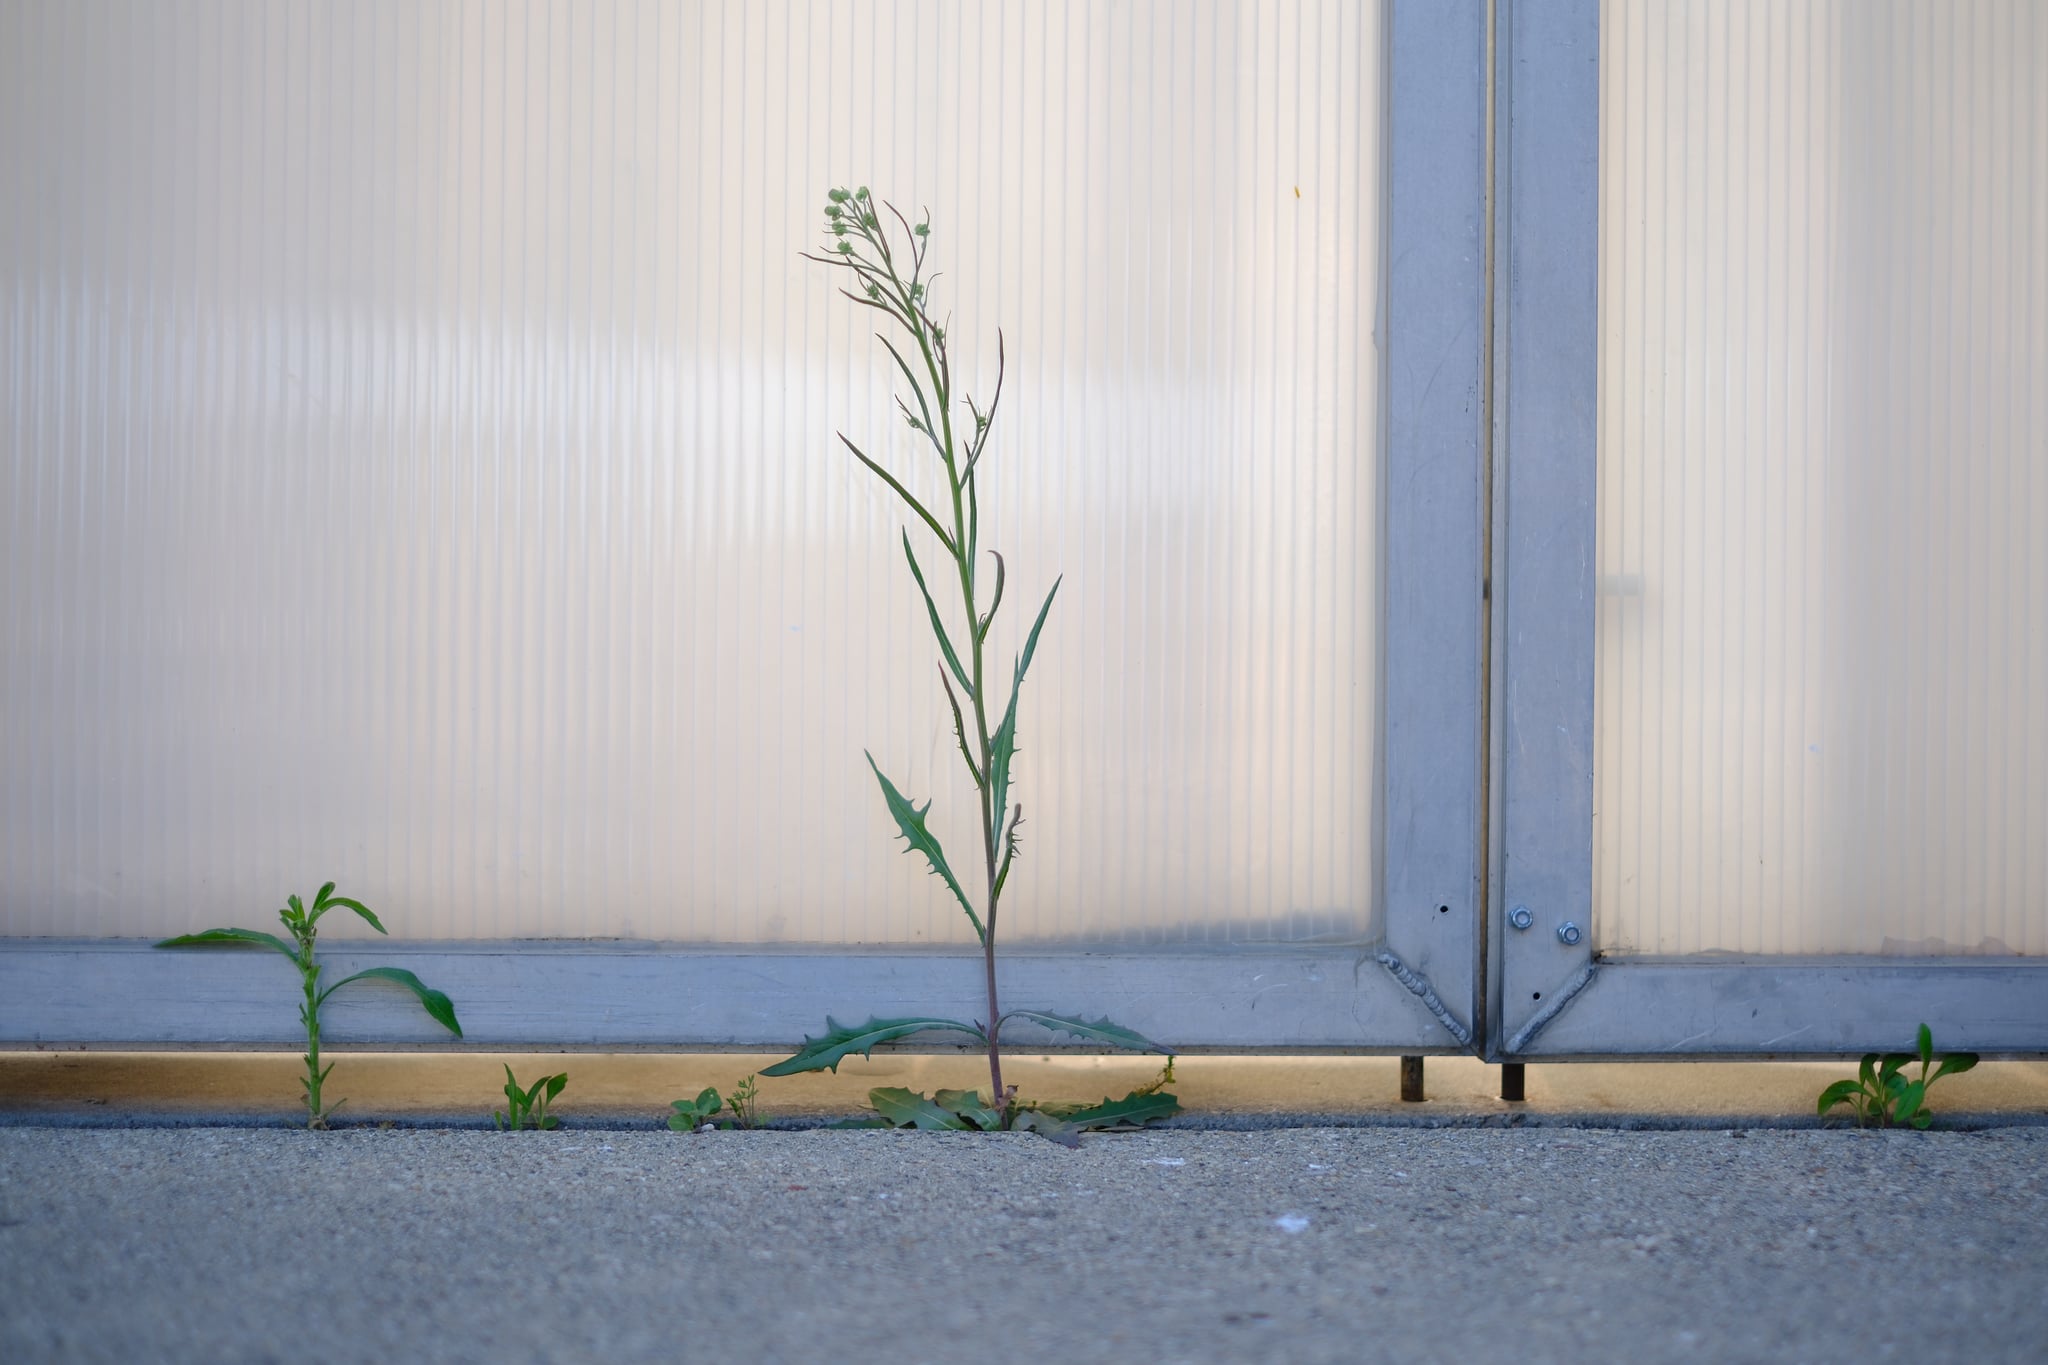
[{"xmin": 3, "ymin": 1123, "xmax": 2045, "ymax": 1364}]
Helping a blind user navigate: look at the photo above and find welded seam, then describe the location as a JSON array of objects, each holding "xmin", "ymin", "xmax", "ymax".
[
  {"xmin": 1504, "ymin": 959, "xmax": 1598, "ymax": 1054},
  {"xmin": 1375, "ymin": 949, "xmax": 1474, "ymax": 1047}
]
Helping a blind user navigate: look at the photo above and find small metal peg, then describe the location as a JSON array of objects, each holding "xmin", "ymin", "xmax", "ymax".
[
  {"xmin": 1508, "ymin": 906, "xmax": 1534, "ymax": 931},
  {"xmin": 1556, "ymin": 921, "xmax": 1583, "ymax": 946}
]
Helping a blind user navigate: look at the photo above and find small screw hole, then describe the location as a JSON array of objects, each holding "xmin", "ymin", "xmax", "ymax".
[
  {"xmin": 1532, "ymin": 992, "xmax": 1542, "ymax": 1001},
  {"xmin": 1437, "ymin": 905, "xmax": 1449, "ymax": 914}
]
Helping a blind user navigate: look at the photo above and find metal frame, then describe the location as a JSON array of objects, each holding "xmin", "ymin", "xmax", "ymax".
[
  {"xmin": 0, "ymin": 8, "xmax": 1495, "ymax": 1056},
  {"xmin": 1485, "ymin": 0, "xmax": 2048, "ymax": 1059},
  {"xmin": 0, "ymin": 941, "xmax": 1460, "ymax": 1053}
]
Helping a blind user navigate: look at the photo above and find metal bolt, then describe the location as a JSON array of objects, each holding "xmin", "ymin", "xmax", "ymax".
[
  {"xmin": 1556, "ymin": 921, "xmax": 1583, "ymax": 946},
  {"xmin": 1508, "ymin": 906, "xmax": 1534, "ymax": 931}
]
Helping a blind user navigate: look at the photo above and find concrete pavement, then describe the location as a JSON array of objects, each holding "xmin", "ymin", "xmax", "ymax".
[{"xmin": 2, "ymin": 1123, "xmax": 2044, "ymax": 1363}]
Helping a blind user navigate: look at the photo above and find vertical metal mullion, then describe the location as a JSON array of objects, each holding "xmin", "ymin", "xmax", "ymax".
[
  {"xmin": 1379, "ymin": 1, "xmax": 1489, "ymax": 1051},
  {"xmin": 1489, "ymin": 0, "xmax": 1601, "ymax": 1057}
]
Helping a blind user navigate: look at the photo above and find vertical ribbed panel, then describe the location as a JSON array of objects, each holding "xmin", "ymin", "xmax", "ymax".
[
  {"xmin": 0, "ymin": 1, "xmax": 1383, "ymax": 944},
  {"xmin": 1595, "ymin": 1, "xmax": 2047, "ymax": 955}
]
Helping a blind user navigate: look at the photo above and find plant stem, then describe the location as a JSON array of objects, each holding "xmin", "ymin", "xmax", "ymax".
[{"xmin": 300, "ymin": 952, "xmax": 323, "ymax": 1128}]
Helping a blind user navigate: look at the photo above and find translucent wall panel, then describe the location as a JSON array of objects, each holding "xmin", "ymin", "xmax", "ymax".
[
  {"xmin": 0, "ymin": 1, "xmax": 1382, "ymax": 943},
  {"xmin": 1595, "ymin": 0, "xmax": 2047, "ymax": 956}
]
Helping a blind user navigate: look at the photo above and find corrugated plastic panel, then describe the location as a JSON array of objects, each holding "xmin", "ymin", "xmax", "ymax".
[
  {"xmin": 0, "ymin": 1, "xmax": 1383, "ymax": 943},
  {"xmin": 1595, "ymin": 0, "xmax": 2047, "ymax": 955}
]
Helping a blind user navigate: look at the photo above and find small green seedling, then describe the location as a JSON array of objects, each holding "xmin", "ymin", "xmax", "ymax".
[
  {"xmin": 495, "ymin": 1066, "xmax": 567, "ymax": 1131},
  {"xmin": 1818, "ymin": 1023, "xmax": 1979, "ymax": 1129},
  {"xmin": 155, "ymin": 882, "xmax": 463, "ymax": 1128},
  {"xmin": 668, "ymin": 1075, "xmax": 766, "ymax": 1132},
  {"xmin": 668, "ymin": 1087, "xmax": 725, "ymax": 1132},
  {"xmin": 724, "ymin": 1074, "xmax": 764, "ymax": 1129}
]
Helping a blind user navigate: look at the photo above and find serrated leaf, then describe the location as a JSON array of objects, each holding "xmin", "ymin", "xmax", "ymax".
[
  {"xmin": 868, "ymin": 1087, "xmax": 970, "ymax": 1130},
  {"xmin": 864, "ymin": 753, "xmax": 985, "ymax": 941},
  {"xmin": 902, "ymin": 532, "xmax": 973, "ymax": 699},
  {"xmin": 155, "ymin": 927, "xmax": 301, "ymax": 963},
  {"xmin": 1001, "ymin": 1010, "xmax": 1172, "ymax": 1055},
  {"xmin": 1011, "ymin": 1109, "xmax": 1081, "ymax": 1148},
  {"xmin": 933, "ymin": 1088, "xmax": 1002, "ymax": 1131},
  {"xmin": 759, "ymin": 1015, "xmax": 985, "ymax": 1077},
  {"xmin": 317, "ymin": 967, "xmax": 463, "ymax": 1037},
  {"xmin": 1046, "ymin": 1089, "xmax": 1182, "ymax": 1131}
]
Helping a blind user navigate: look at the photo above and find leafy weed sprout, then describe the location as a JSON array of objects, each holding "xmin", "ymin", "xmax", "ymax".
[
  {"xmin": 1818, "ymin": 1023, "xmax": 1979, "ymax": 1129},
  {"xmin": 156, "ymin": 882, "xmax": 462, "ymax": 1128}
]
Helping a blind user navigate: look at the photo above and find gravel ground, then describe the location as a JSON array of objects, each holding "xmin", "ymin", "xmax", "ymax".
[{"xmin": 2, "ymin": 1125, "xmax": 2043, "ymax": 1363}]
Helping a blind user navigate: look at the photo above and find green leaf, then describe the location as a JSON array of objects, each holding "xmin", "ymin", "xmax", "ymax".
[
  {"xmin": 317, "ymin": 967, "xmax": 463, "ymax": 1037},
  {"xmin": 1015, "ymin": 575, "xmax": 1061, "ymax": 681},
  {"xmin": 1858, "ymin": 1054, "xmax": 1877, "ymax": 1090},
  {"xmin": 987, "ymin": 578, "xmax": 1062, "ymax": 832},
  {"xmin": 325, "ymin": 896, "xmax": 386, "ymax": 935},
  {"xmin": 1930, "ymin": 1053, "xmax": 1979, "ymax": 1082},
  {"xmin": 1917, "ymin": 1023, "xmax": 1934, "ymax": 1067},
  {"xmin": 863, "ymin": 753, "xmax": 985, "ymax": 941},
  {"xmin": 1892, "ymin": 1080, "xmax": 1926, "ymax": 1127},
  {"xmin": 759, "ymin": 1015, "xmax": 986, "ymax": 1077},
  {"xmin": 839, "ymin": 432, "xmax": 955, "ymax": 555},
  {"xmin": 978, "ymin": 551, "xmax": 1007, "ymax": 642},
  {"xmin": 1878, "ymin": 1053, "xmax": 1912, "ymax": 1083},
  {"xmin": 902, "ymin": 533, "xmax": 973, "ymax": 699},
  {"xmin": 868, "ymin": 1087, "xmax": 970, "ymax": 1131},
  {"xmin": 542, "ymin": 1074, "xmax": 568, "ymax": 1103},
  {"xmin": 1011, "ymin": 1109, "xmax": 1081, "ymax": 1148},
  {"xmin": 933, "ymin": 1088, "xmax": 1002, "ymax": 1131},
  {"xmin": 1044, "ymin": 1089, "xmax": 1183, "ymax": 1131},
  {"xmin": 1817, "ymin": 1079, "xmax": 1863, "ymax": 1116},
  {"xmin": 154, "ymin": 927, "xmax": 300, "ymax": 963},
  {"xmin": 938, "ymin": 667, "xmax": 985, "ymax": 788},
  {"xmin": 876, "ymin": 334, "xmax": 938, "ymax": 442},
  {"xmin": 1001, "ymin": 1010, "xmax": 1172, "ymax": 1055}
]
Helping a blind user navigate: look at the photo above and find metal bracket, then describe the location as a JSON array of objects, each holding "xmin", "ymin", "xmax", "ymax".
[
  {"xmin": 1375, "ymin": 949, "xmax": 1474, "ymax": 1048},
  {"xmin": 1504, "ymin": 959, "xmax": 1598, "ymax": 1053}
]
